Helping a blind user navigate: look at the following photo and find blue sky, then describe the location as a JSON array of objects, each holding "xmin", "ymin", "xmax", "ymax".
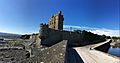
[{"xmin": 0, "ymin": 0, "xmax": 119, "ymax": 36}]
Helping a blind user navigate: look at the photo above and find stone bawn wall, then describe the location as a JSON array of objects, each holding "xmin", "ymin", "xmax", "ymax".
[{"xmin": 20, "ymin": 40, "xmax": 68, "ymax": 63}]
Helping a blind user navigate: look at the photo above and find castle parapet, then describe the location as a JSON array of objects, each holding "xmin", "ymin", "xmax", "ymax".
[{"xmin": 39, "ymin": 23, "xmax": 49, "ymax": 40}]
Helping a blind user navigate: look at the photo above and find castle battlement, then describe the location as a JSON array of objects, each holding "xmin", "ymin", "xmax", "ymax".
[
  {"xmin": 40, "ymin": 23, "xmax": 48, "ymax": 27},
  {"xmin": 48, "ymin": 11, "xmax": 64, "ymax": 30},
  {"xmin": 40, "ymin": 11, "xmax": 64, "ymax": 31}
]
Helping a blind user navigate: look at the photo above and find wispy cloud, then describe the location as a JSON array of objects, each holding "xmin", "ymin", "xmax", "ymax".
[
  {"xmin": 0, "ymin": 25, "xmax": 119, "ymax": 36},
  {"xmin": 63, "ymin": 25, "xmax": 120, "ymax": 37},
  {"xmin": 0, "ymin": 28, "xmax": 38, "ymax": 35},
  {"xmin": 64, "ymin": 25, "xmax": 99, "ymax": 30}
]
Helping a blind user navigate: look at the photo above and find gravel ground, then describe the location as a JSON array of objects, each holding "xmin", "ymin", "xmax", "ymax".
[{"xmin": 0, "ymin": 49, "xmax": 30, "ymax": 63}]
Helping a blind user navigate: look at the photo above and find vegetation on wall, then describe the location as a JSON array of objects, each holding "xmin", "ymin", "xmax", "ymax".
[
  {"xmin": 112, "ymin": 36, "xmax": 120, "ymax": 40},
  {"xmin": 74, "ymin": 30, "xmax": 106, "ymax": 44}
]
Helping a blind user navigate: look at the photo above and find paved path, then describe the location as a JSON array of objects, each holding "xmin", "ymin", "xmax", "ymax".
[
  {"xmin": 75, "ymin": 47, "xmax": 120, "ymax": 63},
  {"xmin": 74, "ymin": 39, "xmax": 120, "ymax": 63}
]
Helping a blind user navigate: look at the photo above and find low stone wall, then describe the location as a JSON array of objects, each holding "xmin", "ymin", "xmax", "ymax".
[
  {"xmin": 20, "ymin": 40, "xmax": 68, "ymax": 63},
  {"xmin": 92, "ymin": 39, "xmax": 112, "ymax": 52}
]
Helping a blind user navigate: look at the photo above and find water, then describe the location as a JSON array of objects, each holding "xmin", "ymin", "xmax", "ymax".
[
  {"xmin": 4, "ymin": 38, "xmax": 15, "ymax": 40},
  {"xmin": 108, "ymin": 47, "xmax": 120, "ymax": 57}
]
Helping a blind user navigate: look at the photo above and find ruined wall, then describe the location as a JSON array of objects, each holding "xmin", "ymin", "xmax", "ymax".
[
  {"xmin": 29, "ymin": 34, "xmax": 37, "ymax": 42},
  {"xmin": 35, "ymin": 35, "xmax": 41, "ymax": 47},
  {"xmin": 29, "ymin": 34, "xmax": 41, "ymax": 48},
  {"xmin": 21, "ymin": 40, "xmax": 68, "ymax": 63}
]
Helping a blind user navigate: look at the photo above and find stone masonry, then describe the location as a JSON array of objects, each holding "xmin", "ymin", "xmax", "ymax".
[
  {"xmin": 48, "ymin": 11, "xmax": 64, "ymax": 30},
  {"xmin": 30, "ymin": 11, "xmax": 105, "ymax": 47},
  {"xmin": 20, "ymin": 40, "xmax": 68, "ymax": 63}
]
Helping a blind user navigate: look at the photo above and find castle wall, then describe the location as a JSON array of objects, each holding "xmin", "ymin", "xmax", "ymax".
[
  {"xmin": 62, "ymin": 31, "xmax": 82, "ymax": 46},
  {"xmin": 41, "ymin": 29, "xmax": 63, "ymax": 46},
  {"xmin": 40, "ymin": 28, "xmax": 105, "ymax": 47},
  {"xmin": 33, "ymin": 11, "xmax": 105, "ymax": 47},
  {"xmin": 40, "ymin": 29, "xmax": 84, "ymax": 47}
]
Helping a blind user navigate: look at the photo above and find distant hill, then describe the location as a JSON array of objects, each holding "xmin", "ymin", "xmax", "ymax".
[{"xmin": 0, "ymin": 32, "xmax": 21, "ymax": 37}]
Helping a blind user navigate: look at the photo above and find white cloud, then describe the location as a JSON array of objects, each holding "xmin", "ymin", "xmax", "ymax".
[
  {"xmin": 63, "ymin": 25, "xmax": 120, "ymax": 37},
  {"xmin": 64, "ymin": 25, "xmax": 82, "ymax": 30},
  {"xmin": 0, "ymin": 25, "xmax": 119, "ymax": 37},
  {"xmin": 63, "ymin": 25, "xmax": 99, "ymax": 30},
  {"xmin": 88, "ymin": 29, "xmax": 120, "ymax": 37},
  {"xmin": 0, "ymin": 28, "xmax": 38, "ymax": 35}
]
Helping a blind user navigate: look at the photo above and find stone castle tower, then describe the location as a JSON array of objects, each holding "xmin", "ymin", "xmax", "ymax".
[
  {"xmin": 48, "ymin": 11, "xmax": 64, "ymax": 30},
  {"xmin": 39, "ymin": 11, "xmax": 64, "ymax": 40}
]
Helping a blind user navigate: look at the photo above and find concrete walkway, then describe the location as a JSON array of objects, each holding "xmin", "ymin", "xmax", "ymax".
[
  {"xmin": 75, "ymin": 47, "xmax": 120, "ymax": 63},
  {"xmin": 74, "ymin": 39, "xmax": 120, "ymax": 63}
]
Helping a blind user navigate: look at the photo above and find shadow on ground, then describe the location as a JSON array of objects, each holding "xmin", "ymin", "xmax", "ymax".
[{"xmin": 66, "ymin": 48, "xmax": 84, "ymax": 63}]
